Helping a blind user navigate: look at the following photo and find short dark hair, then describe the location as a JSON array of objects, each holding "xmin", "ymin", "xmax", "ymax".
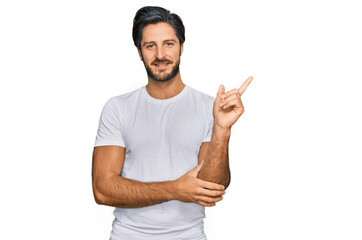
[{"xmin": 132, "ymin": 6, "xmax": 185, "ymax": 50}]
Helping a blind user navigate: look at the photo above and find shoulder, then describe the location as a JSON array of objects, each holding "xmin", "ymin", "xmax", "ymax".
[
  {"xmin": 111, "ymin": 87, "xmax": 143, "ymax": 106},
  {"xmin": 101, "ymin": 87, "xmax": 143, "ymax": 121},
  {"xmin": 187, "ymin": 85, "xmax": 215, "ymax": 102},
  {"xmin": 105, "ymin": 87, "xmax": 142, "ymax": 112},
  {"xmin": 187, "ymin": 85, "xmax": 215, "ymax": 109},
  {"xmin": 186, "ymin": 86, "xmax": 215, "ymax": 119}
]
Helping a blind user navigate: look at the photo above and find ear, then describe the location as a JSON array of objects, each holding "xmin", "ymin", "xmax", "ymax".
[
  {"xmin": 180, "ymin": 43, "xmax": 184, "ymax": 56},
  {"xmin": 137, "ymin": 48, "xmax": 143, "ymax": 61}
]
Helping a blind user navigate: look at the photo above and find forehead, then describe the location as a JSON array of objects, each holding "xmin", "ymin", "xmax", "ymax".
[{"xmin": 141, "ymin": 22, "xmax": 179, "ymax": 43}]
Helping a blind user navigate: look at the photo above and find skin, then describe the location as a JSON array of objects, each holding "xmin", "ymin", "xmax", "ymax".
[
  {"xmin": 138, "ymin": 22, "xmax": 185, "ymax": 100},
  {"xmin": 197, "ymin": 77, "xmax": 253, "ymax": 187},
  {"xmin": 92, "ymin": 22, "xmax": 253, "ymax": 208}
]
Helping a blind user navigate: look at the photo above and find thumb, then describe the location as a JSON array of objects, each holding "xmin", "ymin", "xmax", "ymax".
[
  {"xmin": 217, "ymin": 84, "xmax": 225, "ymax": 97},
  {"xmin": 215, "ymin": 84, "xmax": 225, "ymax": 104},
  {"xmin": 190, "ymin": 160, "xmax": 204, "ymax": 177}
]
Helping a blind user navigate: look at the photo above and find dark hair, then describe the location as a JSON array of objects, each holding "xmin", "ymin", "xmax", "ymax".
[{"xmin": 132, "ymin": 6, "xmax": 185, "ymax": 50}]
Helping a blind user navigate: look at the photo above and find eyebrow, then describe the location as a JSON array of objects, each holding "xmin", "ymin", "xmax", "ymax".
[{"xmin": 142, "ymin": 39, "xmax": 177, "ymax": 47}]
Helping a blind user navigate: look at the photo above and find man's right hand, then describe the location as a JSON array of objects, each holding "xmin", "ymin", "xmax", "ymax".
[{"xmin": 172, "ymin": 161, "xmax": 226, "ymax": 207}]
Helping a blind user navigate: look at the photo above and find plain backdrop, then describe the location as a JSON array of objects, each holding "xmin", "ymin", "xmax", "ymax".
[{"xmin": 1, "ymin": 0, "xmax": 361, "ymax": 239}]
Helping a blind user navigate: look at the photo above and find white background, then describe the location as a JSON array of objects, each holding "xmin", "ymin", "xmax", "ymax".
[{"xmin": 1, "ymin": 0, "xmax": 361, "ymax": 239}]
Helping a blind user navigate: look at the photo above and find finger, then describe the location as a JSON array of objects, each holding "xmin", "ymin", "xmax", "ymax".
[
  {"xmin": 215, "ymin": 84, "xmax": 225, "ymax": 104},
  {"xmin": 217, "ymin": 84, "xmax": 225, "ymax": 96},
  {"xmin": 218, "ymin": 94, "xmax": 238, "ymax": 108},
  {"xmin": 221, "ymin": 98, "xmax": 240, "ymax": 110},
  {"xmin": 197, "ymin": 195, "xmax": 223, "ymax": 204},
  {"xmin": 198, "ymin": 179, "xmax": 225, "ymax": 190},
  {"xmin": 198, "ymin": 188, "xmax": 226, "ymax": 197},
  {"xmin": 197, "ymin": 201, "xmax": 216, "ymax": 207},
  {"xmin": 238, "ymin": 76, "xmax": 253, "ymax": 95},
  {"xmin": 220, "ymin": 88, "xmax": 239, "ymax": 100}
]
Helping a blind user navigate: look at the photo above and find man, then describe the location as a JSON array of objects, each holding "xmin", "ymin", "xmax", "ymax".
[{"xmin": 92, "ymin": 6, "xmax": 253, "ymax": 240}]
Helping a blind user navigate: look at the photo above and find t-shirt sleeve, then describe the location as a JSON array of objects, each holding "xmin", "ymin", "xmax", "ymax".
[
  {"xmin": 94, "ymin": 97, "xmax": 125, "ymax": 147},
  {"xmin": 202, "ymin": 97, "xmax": 215, "ymax": 142}
]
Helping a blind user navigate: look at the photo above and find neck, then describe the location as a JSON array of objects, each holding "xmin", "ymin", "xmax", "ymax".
[{"xmin": 145, "ymin": 72, "xmax": 185, "ymax": 99}]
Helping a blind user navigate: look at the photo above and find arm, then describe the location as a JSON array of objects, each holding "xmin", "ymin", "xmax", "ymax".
[
  {"xmin": 92, "ymin": 145, "xmax": 225, "ymax": 208},
  {"xmin": 197, "ymin": 126, "xmax": 231, "ymax": 189},
  {"xmin": 92, "ymin": 146, "xmax": 173, "ymax": 208},
  {"xmin": 198, "ymin": 76, "xmax": 253, "ymax": 189}
]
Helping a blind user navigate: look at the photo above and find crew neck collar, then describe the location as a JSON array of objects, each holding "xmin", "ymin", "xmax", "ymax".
[{"xmin": 142, "ymin": 85, "xmax": 189, "ymax": 103}]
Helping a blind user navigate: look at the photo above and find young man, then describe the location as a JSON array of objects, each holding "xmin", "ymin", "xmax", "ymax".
[{"xmin": 92, "ymin": 6, "xmax": 253, "ymax": 240}]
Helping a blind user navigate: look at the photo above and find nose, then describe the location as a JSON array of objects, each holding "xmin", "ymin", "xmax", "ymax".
[{"xmin": 156, "ymin": 46, "xmax": 166, "ymax": 59}]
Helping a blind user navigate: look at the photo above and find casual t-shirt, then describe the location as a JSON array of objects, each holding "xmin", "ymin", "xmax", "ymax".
[{"xmin": 94, "ymin": 85, "xmax": 215, "ymax": 240}]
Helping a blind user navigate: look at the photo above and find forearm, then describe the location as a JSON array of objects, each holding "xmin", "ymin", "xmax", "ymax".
[
  {"xmin": 198, "ymin": 124, "xmax": 231, "ymax": 189},
  {"xmin": 94, "ymin": 175, "xmax": 175, "ymax": 208}
]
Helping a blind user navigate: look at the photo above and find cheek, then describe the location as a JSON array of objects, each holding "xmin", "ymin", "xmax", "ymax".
[
  {"xmin": 168, "ymin": 52, "xmax": 180, "ymax": 61},
  {"xmin": 141, "ymin": 50, "xmax": 154, "ymax": 61},
  {"xmin": 143, "ymin": 56, "xmax": 153, "ymax": 65}
]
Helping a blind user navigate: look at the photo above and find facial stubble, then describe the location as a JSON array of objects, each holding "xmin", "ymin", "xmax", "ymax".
[{"xmin": 141, "ymin": 51, "xmax": 181, "ymax": 82}]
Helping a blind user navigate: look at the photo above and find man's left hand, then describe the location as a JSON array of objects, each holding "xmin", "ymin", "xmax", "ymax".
[{"xmin": 213, "ymin": 76, "xmax": 253, "ymax": 129}]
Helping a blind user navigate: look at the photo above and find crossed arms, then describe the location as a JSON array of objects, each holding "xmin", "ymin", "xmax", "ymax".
[
  {"xmin": 92, "ymin": 135, "xmax": 227, "ymax": 208},
  {"xmin": 92, "ymin": 77, "xmax": 253, "ymax": 208}
]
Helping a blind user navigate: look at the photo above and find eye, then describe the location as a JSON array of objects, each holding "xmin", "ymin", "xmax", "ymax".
[
  {"xmin": 165, "ymin": 42, "xmax": 174, "ymax": 47},
  {"xmin": 146, "ymin": 44, "xmax": 155, "ymax": 49}
]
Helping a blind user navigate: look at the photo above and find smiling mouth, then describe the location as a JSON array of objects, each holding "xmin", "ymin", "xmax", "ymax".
[{"xmin": 154, "ymin": 63, "xmax": 169, "ymax": 68}]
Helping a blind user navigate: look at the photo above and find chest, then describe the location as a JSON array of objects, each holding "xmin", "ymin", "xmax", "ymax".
[{"xmin": 122, "ymin": 101, "xmax": 208, "ymax": 154}]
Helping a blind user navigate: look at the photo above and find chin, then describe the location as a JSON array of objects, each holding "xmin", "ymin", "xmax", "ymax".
[{"xmin": 145, "ymin": 61, "xmax": 180, "ymax": 82}]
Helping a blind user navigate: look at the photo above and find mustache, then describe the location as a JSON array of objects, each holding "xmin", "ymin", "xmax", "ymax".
[{"xmin": 151, "ymin": 58, "xmax": 173, "ymax": 65}]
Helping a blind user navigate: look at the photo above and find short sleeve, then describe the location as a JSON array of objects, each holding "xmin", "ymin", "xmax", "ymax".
[
  {"xmin": 202, "ymin": 97, "xmax": 215, "ymax": 142},
  {"xmin": 94, "ymin": 97, "xmax": 125, "ymax": 147}
]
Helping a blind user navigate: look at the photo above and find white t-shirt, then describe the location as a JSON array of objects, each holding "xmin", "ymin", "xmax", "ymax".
[{"xmin": 94, "ymin": 85, "xmax": 215, "ymax": 240}]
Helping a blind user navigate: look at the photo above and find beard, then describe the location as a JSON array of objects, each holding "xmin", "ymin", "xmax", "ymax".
[{"xmin": 142, "ymin": 54, "xmax": 181, "ymax": 82}]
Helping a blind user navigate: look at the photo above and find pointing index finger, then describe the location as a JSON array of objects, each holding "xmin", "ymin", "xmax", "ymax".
[{"xmin": 238, "ymin": 76, "xmax": 253, "ymax": 95}]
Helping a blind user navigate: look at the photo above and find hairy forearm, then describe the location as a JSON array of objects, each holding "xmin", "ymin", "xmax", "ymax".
[
  {"xmin": 94, "ymin": 175, "xmax": 175, "ymax": 208},
  {"xmin": 198, "ymin": 124, "xmax": 231, "ymax": 189}
]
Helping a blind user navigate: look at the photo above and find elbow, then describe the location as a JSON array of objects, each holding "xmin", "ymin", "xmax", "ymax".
[
  {"xmin": 221, "ymin": 172, "xmax": 231, "ymax": 189},
  {"xmin": 93, "ymin": 189, "xmax": 106, "ymax": 205},
  {"xmin": 198, "ymin": 174, "xmax": 231, "ymax": 190},
  {"xmin": 222, "ymin": 178, "xmax": 231, "ymax": 190},
  {"xmin": 92, "ymin": 181, "xmax": 108, "ymax": 205},
  {"xmin": 94, "ymin": 195, "xmax": 104, "ymax": 205}
]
